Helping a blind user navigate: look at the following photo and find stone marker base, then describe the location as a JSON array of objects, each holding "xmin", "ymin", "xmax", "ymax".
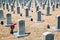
[
  {"xmin": 33, "ymin": 20, "xmax": 41, "ymax": 23},
  {"xmin": 14, "ymin": 32, "xmax": 28, "ymax": 38},
  {"xmin": 4, "ymin": 23, "xmax": 10, "ymax": 27},
  {"xmin": 50, "ymin": 26, "xmax": 60, "ymax": 31}
]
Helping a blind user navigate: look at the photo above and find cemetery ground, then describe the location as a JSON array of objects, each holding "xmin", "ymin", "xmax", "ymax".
[{"xmin": 0, "ymin": 3, "xmax": 60, "ymax": 40}]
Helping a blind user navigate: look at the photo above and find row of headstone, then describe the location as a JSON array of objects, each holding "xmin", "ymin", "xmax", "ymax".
[
  {"xmin": 36, "ymin": 0, "xmax": 60, "ymax": 30},
  {"xmin": 37, "ymin": 0, "xmax": 60, "ymax": 13},
  {"xmin": 0, "ymin": 0, "xmax": 20, "ymax": 13},
  {"xmin": 42, "ymin": 0, "xmax": 59, "ymax": 7},
  {"xmin": 0, "ymin": 0, "xmax": 60, "ymax": 26},
  {"xmin": 0, "ymin": 0, "xmax": 59, "ymax": 39},
  {"xmin": 12, "ymin": 19, "xmax": 55, "ymax": 39},
  {"xmin": 0, "ymin": 0, "xmax": 59, "ymax": 20},
  {"xmin": 1, "ymin": 0, "xmax": 60, "ymax": 10},
  {"xmin": 1, "ymin": 10, "xmax": 55, "ymax": 40},
  {"xmin": 0, "ymin": 10, "xmax": 55, "ymax": 40},
  {"xmin": 0, "ymin": 6, "xmax": 29, "ymax": 38},
  {"xmin": 13, "ymin": 19, "xmax": 55, "ymax": 39},
  {"xmin": 0, "ymin": 1, "xmax": 14, "ymax": 11},
  {"xmin": 0, "ymin": 1, "xmax": 59, "ymax": 40},
  {"xmin": 1, "ymin": 0, "xmax": 15, "ymax": 6},
  {"xmin": 37, "ymin": 0, "xmax": 51, "ymax": 16}
]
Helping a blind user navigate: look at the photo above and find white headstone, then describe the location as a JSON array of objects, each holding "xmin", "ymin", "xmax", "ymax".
[
  {"xmin": 17, "ymin": 6, "xmax": 20, "ymax": 14},
  {"xmin": 46, "ymin": 0, "xmax": 50, "ymax": 16},
  {"xmin": 36, "ymin": 11, "xmax": 41, "ymax": 21},
  {"xmin": 34, "ymin": 11, "xmax": 41, "ymax": 22},
  {"xmin": 56, "ymin": 15, "xmax": 60, "ymax": 29},
  {"xmin": 6, "ymin": 14, "xmax": 12, "ymax": 24},
  {"xmin": 14, "ymin": 19, "xmax": 28, "ymax": 37},
  {"xmin": 4, "ymin": 13, "xmax": 12, "ymax": 27},
  {"xmin": 50, "ymin": 15, "xmax": 60, "ymax": 31},
  {"xmin": 46, "ymin": 7, "xmax": 50, "ymax": 16},
  {"xmin": 36, "ymin": 6, "xmax": 39, "ymax": 11},
  {"xmin": 3, "ymin": 2, "xmax": 5, "ymax": 9},
  {"xmin": 24, "ymin": 7, "xmax": 30, "ymax": 18},
  {"xmin": 42, "ymin": 3, "xmax": 45, "ymax": 9},
  {"xmin": 0, "ymin": 10, "xmax": 4, "ymax": 20},
  {"xmin": 52, "ymin": 3, "xmax": 55, "ymax": 11},
  {"xmin": 42, "ymin": 32, "xmax": 54, "ymax": 40},
  {"xmin": 6, "ymin": 3, "xmax": 9, "ymax": 10},
  {"xmin": 11, "ymin": 4, "xmax": 14, "ymax": 12}
]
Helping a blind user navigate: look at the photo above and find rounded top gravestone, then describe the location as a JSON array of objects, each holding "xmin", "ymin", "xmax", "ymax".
[
  {"xmin": 56, "ymin": 15, "xmax": 60, "ymax": 29},
  {"xmin": 18, "ymin": 19, "xmax": 25, "ymax": 34},
  {"xmin": 14, "ymin": 19, "xmax": 29, "ymax": 37},
  {"xmin": 42, "ymin": 32, "xmax": 54, "ymax": 40},
  {"xmin": 0, "ymin": 10, "xmax": 4, "ymax": 20},
  {"xmin": 6, "ymin": 13, "xmax": 12, "ymax": 24},
  {"xmin": 17, "ymin": 6, "xmax": 20, "ymax": 14}
]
